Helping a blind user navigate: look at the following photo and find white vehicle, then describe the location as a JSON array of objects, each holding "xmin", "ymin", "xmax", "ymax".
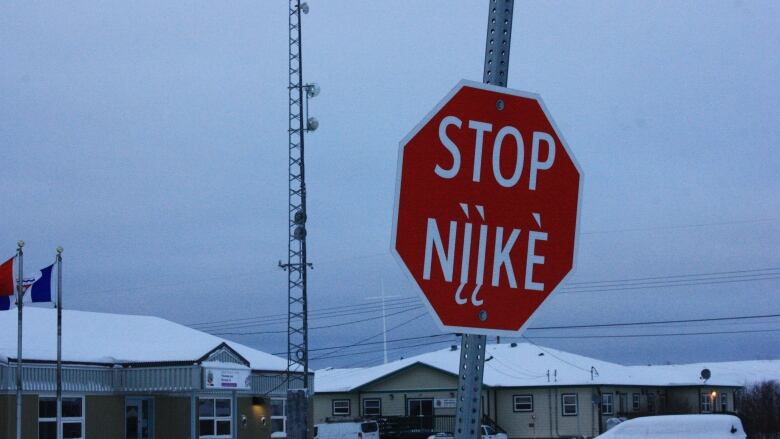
[
  {"xmin": 426, "ymin": 425, "xmax": 507, "ymax": 439},
  {"xmin": 594, "ymin": 414, "xmax": 746, "ymax": 439},
  {"xmin": 314, "ymin": 420, "xmax": 380, "ymax": 439}
]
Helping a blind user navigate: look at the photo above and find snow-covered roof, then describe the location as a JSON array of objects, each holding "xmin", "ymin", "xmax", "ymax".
[
  {"xmin": 0, "ymin": 307, "xmax": 288, "ymax": 371},
  {"xmin": 315, "ymin": 342, "xmax": 780, "ymax": 392}
]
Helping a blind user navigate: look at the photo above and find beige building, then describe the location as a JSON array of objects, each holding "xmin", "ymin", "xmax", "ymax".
[
  {"xmin": 0, "ymin": 308, "xmax": 307, "ymax": 439},
  {"xmin": 314, "ymin": 342, "xmax": 779, "ymax": 439}
]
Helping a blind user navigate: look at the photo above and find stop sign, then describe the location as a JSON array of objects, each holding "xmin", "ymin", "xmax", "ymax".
[{"xmin": 391, "ymin": 80, "xmax": 582, "ymax": 335}]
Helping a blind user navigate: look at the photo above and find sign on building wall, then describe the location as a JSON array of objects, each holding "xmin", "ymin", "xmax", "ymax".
[
  {"xmin": 434, "ymin": 398, "xmax": 457, "ymax": 409},
  {"xmin": 204, "ymin": 366, "xmax": 251, "ymax": 390}
]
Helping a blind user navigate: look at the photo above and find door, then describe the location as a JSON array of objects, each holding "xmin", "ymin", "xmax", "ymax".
[
  {"xmin": 126, "ymin": 397, "xmax": 154, "ymax": 439},
  {"xmin": 407, "ymin": 399, "xmax": 434, "ymax": 430}
]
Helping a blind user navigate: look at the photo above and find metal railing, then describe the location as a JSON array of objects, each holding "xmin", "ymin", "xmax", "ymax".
[{"xmin": 0, "ymin": 362, "xmax": 290, "ymax": 395}]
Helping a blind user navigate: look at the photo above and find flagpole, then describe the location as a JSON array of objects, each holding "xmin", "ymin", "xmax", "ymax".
[
  {"xmin": 56, "ymin": 246, "xmax": 63, "ymax": 439},
  {"xmin": 15, "ymin": 240, "xmax": 24, "ymax": 439}
]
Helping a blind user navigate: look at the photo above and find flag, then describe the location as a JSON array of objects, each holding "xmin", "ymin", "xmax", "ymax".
[
  {"xmin": 0, "ymin": 256, "xmax": 13, "ymax": 296},
  {"xmin": 0, "ymin": 264, "xmax": 55, "ymax": 311},
  {"xmin": 0, "ymin": 256, "xmax": 15, "ymax": 311},
  {"xmin": 29, "ymin": 264, "xmax": 53, "ymax": 304}
]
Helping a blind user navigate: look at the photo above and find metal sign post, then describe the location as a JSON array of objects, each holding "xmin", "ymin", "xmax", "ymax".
[{"xmin": 454, "ymin": 3, "xmax": 514, "ymax": 439}]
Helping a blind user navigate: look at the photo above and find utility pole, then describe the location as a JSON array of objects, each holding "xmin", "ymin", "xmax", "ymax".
[
  {"xmin": 365, "ymin": 279, "xmax": 401, "ymax": 364},
  {"xmin": 279, "ymin": 2, "xmax": 318, "ymax": 439},
  {"xmin": 454, "ymin": 3, "xmax": 514, "ymax": 439}
]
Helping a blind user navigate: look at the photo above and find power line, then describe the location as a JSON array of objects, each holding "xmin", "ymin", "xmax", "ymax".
[
  {"xmin": 310, "ymin": 325, "xmax": 780, "ymax": 365},
  {"xmin": 211, "ymin": 305, "xmax": 420, "ymax": 336},
  {"xmin": 565, "ymin": 266, "xmax": 780, "ymax": 286},
  {"xmin": 527, "ymin": 312, "xmax": 780, "ymax": 331},
  {"xmin": 306, "ymin": 313, "xmax": 780, "ymax": 365},
  {"xmin": 274, "ymin": 334, "xmax": 452, "ymax": 356},
  {"xmin": 520, "ymin": 335, "xmax": 591, "ymax": 372},
  {"xmin": 193, "ymin": 299, "xmax": 421, "ymax": 331},
  {"xmin": 208, "ymin": 307, "xmax": 780, "ymax": 340},
  {"xmin": 311, "ymin": 338, "xmax": 457, "ymax": 362},
  {"xmin": 310, "ymin": 312, "xmax": 430, "ymax": 360},
  {"xmin": 524, "ymin": 327, "xmax": 780, "ymax": 340},
  {"xmin": 185, "ymin": 266, "xmax": 779, "ymax": 328},
  {"xmin": 190, "ymin": 296, "xmax": 419, "ymax": 328},
  {"xmin": 559, "ymin": 274, "xmax": 780, "ymax": 295}
]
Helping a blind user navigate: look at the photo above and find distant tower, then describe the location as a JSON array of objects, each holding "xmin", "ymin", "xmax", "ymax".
[
  {"xmin": 282, "ymin": 0, "xmax": 318, "ymax": 398},
  {"xmin": 280, "ymin": 2, "xmax": 317, "ymax": 439}
]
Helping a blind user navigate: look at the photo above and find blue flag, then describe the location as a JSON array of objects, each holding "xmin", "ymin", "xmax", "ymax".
[{"xmin": 30, "ymin": 264, "xmax": 53, "ymax": 303}]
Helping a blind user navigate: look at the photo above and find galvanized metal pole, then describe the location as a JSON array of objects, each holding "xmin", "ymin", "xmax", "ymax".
[
  {"xmin": 15, "ymin": 240, "xmax": 24, "ymax": 439},
  {"xmin": 454, "ymin": 3, "xmax": 514, "ymax": 439},
  {"xmin": 56, "ymin": 247, "xmax": 63, "ymax": 439}
]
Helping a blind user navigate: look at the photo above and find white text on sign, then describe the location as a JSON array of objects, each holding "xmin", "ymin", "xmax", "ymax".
[
  {"xmin": 434, "ymin": 116, "xmax": 556, "ymax": 189},
  {"xmin": 422, "ymin": 204, "xmax": 547, "ymax": 307}
]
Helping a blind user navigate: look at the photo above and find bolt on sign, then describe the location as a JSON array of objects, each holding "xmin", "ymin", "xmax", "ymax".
[{"xmin": 392, "ymin": 80, "xmax": 582, "ymax": 335}]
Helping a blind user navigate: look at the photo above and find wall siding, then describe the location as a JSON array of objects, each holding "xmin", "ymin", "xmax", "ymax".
[
  {"xmin": 237, "ymin": 396, "xmax": 271, "ymax": 439},
  {"xmin": 360, "ymin": 364, "xmax": 457, "ymax": 393},
  {"xmin": 313, "ymin": 393, "xmax": 359, "ymax": 423},
  {"xmin": 156, "ymin": 396, "xmax": 191, "ymax": 439},
  {"xmin": 85, "ymin": 395, "xmax": 125, "ymax": 439}
]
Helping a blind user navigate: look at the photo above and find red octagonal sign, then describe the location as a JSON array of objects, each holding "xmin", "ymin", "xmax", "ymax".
[{"xmin": 392, "ymin": 80, "xmax": 582, "ymax": 335}]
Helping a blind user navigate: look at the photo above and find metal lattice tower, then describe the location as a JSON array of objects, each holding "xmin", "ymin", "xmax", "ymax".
[{"xmin": 284, "ymin": 0, "xmax": 309, "ymax": 392}]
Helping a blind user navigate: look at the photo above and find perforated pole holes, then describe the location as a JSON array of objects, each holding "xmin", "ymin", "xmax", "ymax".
[{"xmin": 454, "ymin": 2, "xmax": 514, "ymax": 439}]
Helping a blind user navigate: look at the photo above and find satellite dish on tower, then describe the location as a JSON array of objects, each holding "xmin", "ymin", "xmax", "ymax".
[{"xmin": 700, "ymin": 368, "xmax": 711, "ymax": 381}]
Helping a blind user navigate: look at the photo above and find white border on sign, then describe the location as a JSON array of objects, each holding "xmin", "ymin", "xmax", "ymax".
[{"xmin": 390, "ymin": 79, "xmax": 585, "ymax": 338}]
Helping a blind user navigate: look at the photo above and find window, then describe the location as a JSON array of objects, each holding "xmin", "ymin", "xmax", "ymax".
[
  {"xmin": 720, "ymin": 393, "xmax": 728, "ymax": 412},
  {"xmin": 271, "ymin": 398, "xmax": 286, "ymax": 436},
  {"xmin": 332, "ymin": 399, "xmax": 351, "ymax": 416},
  {"xmin": 39, "ymin": 396, "xmax": 84, "ymax": 439},
  {"xmin": 512, "ymin": 395, "xmax": 533, "ymax": 412},
  {"xmin": 561, "ymin": 393, "xmax": 578, "ymax": 416},
  {"xmin": 362, "ymin": 399, "xmax": 381, "ymax": 417},
  {"xmin": 199, "ymin": 398, "xmax": 231, "ymax": 438},
  {"xmin": 601, "ymin": 393, "xmax": 614, "ymax": 415},
  {"xmin": 632, "ymin": 393, "xmax": 640, "ymax": 411},
  {"xmin": 700, "ymin": 393, "xmax": 713, "ymax": 413}
]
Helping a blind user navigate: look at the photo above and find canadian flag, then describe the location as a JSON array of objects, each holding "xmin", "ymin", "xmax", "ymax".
[
  {"xmin": 0, "ymin": 256, "xmax": 13, "ymax": 297},
  {"xmin": 0, "ymin": 256, "xmax": 15, "ymax": 311}
]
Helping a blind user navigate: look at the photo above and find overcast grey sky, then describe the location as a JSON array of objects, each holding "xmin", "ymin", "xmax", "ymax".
[{"xmin": 2, "ymin": 1, "xmax": 778, "ymax": 370}]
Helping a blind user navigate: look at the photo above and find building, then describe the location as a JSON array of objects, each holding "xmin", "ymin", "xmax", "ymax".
[
  {"xmin": 314, "ymin": 342, "xmax": 779, "ymax": 439},
  {"xmin": 0, "ymin": 308, "xmax": 308, "ymax": 439}
]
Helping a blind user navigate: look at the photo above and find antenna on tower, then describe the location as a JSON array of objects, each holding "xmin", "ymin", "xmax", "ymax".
[{"xmin": 279, "ymin": 2, "xmax": 318, "ymax": 439}]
